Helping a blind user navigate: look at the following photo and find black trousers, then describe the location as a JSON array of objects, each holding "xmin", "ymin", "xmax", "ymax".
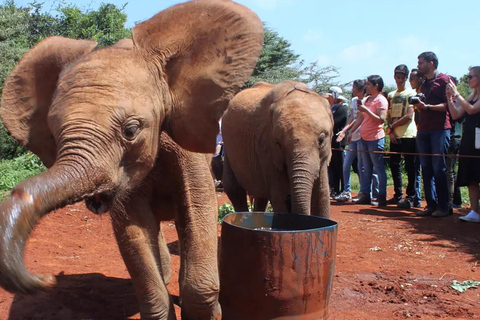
[
  {"xmin": 329, "ymin": 149, "xmax": 344, "ymax": 194},
  {"xmin": 390, "ymin": 138, "xmax": 420, "ymax": 199}
]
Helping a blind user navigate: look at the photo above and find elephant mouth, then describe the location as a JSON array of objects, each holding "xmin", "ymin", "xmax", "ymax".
[{"xmin": 84, "ymin": 192, "xmax": 114, "ymax": 215}]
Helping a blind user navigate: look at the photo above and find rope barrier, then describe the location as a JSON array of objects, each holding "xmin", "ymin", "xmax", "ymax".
[{"xmin": 331, "ymin": 147, "xmax": 480, "ymax": 159}]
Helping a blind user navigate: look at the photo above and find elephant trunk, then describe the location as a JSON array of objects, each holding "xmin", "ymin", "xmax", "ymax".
[
  {"xmin": 289, "ymin": 155, "xmax": 317, "ymax": 215},
  {"xmin": 0, "ymin": 164, "xmax": 99, "ymax": 294}
]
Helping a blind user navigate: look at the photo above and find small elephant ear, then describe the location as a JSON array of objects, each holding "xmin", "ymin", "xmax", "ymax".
[
  {"xmin": 132, "ymin": 0, "xmax": 263, "ymax": 153},
  {"xmin": 0, "ymin": 36, "xmax": 98, "ymax": 167}
]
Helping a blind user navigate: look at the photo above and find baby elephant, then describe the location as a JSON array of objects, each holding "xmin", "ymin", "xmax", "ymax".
[{"xmin": 222, "ymin": 81, "xmax": 333, "ymax": 217}]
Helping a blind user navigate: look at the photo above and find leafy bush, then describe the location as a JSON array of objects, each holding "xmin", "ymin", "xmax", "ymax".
[
  {"xmin": 218, "ymin": 201, "xmax": 274, "ymax": 223},
  {"xmin": 0, "ymin": 152, "xmax": 46, "ymax": 200},
  {"xmin": 218, "ymin": 203, "xmax": 235, "ymax": 223}
]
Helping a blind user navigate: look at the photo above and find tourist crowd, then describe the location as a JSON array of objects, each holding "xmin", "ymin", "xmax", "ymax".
[{"xmin": 326, "ymin": 51, "xmax": 480, "ymax": 223}]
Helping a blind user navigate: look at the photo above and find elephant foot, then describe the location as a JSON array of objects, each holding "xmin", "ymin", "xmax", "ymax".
[
  {"xmin": 181, "ymin": 301, "xmax": 221, "ymax": 320},
  {"xmin": 140, "ymin": 310, "xmax": 176, "ymax": 320}
]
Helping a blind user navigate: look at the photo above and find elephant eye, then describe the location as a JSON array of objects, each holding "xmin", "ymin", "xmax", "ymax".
[
  {"xmin": 123, "ymin": 120, "xmax": 141, "ymax": 140},
  {"xmin": 318, "ymin": 133, "xmax": 326, "ymax": 146}
]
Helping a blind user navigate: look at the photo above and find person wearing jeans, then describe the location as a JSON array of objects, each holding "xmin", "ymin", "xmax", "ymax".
[
  {"xmin": 414, "ymin": 51, "xmax": 452, "ymax": 217},
  {"xmin": 347, "ymin": 75, "xmax": 388, "ymax": 206},
  {"xmin": 335, "ymin": 80, "xmax": 367, "ymax": 202}
]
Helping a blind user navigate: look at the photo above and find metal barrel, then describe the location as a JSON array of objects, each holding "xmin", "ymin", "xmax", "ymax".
[{"xmin": 219, "ymin": 212, "xmax": 338, "ymax": 320}]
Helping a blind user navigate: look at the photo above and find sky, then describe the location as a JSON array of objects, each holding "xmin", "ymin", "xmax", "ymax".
[{"xmin": 15, "ymin": 0, "xmax": 480, "ymax": 87}]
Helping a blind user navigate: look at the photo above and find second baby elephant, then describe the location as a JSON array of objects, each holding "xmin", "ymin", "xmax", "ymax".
[{"xmin": 222, "ymin": 81, "xmax": 334, "ymax": 217}]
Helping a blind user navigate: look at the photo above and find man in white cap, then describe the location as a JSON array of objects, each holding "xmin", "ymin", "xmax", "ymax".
[{"xmin": 326, "ymin": 86, "xmax": 348, "ymax": 198}]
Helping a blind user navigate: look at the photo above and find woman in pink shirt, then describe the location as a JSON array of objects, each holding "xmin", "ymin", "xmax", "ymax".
[{"xmin": 348, "ymin": 75, "xmax": 388, "ymax": 206}]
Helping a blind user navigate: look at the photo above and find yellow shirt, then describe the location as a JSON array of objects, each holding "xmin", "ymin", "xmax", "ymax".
[{"xmin": 387, "ymin": 88, "xmax": 417, "ymax": 138}]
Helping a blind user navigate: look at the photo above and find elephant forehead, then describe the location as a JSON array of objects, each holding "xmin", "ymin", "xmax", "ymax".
[
  {"xmin": 60, "ymin": 49, "xmax": 154, "ymax": 92},
  {"xmin": 53, "ymin": 53, "xmax": 159, "ymax": 114}
]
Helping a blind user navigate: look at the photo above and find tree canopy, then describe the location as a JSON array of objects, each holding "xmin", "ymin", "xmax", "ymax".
[
  {"xmin": 0, "ymin": 1, "xmax": 131, "ymax": 159},
  {"xmin": 0, "ymin": 2, "xmax": 343, "ymax": 160},
  {"xmin": 247, "ymin": 25, "xmax": 343, "ymax": 92}
]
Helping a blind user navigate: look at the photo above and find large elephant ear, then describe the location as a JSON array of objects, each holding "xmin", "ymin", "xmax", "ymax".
[
  {"xmin": 0, "ymin": 36, "xmax": 98, "ymax": 167},
  {"xmin": 132, "ymin": 0, "xmax": 263, "ymax": 153}
]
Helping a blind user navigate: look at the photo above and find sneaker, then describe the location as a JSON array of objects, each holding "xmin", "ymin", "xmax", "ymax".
[
  {"xmin": 372, "ymin": 195, "xmax": 387, "ymax": 207},
  {"xmin": 459, "ymin": 210, "xmax": 480, "ymax": 223},
  {"xmin": 352, "ymin": 193, "xmax": 364, "ymax": 203},
  {"xmin": 330, "ymin": 190, "xmax": 338, "ymax": 200},
  {"xmin": 432, "ymin": 209, "xmax": 452, "ymax": 218},
  {"xmin": 355, "ymin": 194, "xmax": 371, "ymax": 205},
  {"xmin": 414, "ymin": 200, "xmax": 422, "ymax": 208},
  {"xmin": 398, "ymin": 198, "xmax": 413, "ymax": 209},
  {"xmin": 335, "ymin": 191, "xmax": 352, "ymax": 202},
  {"xmin": 386, "ymin": 196, "xmax": 402, "ymax": 205},
  {"xmin": 452, "ymin": 203, "xmax": 462, "ymax": 209},
  {"xmin": 416, "ymin": 206, "xmax": 436, "ymax": 217}
]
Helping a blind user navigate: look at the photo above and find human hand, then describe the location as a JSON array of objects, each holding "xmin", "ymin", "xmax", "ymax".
[
  {"xmin": 358, "ymin": 104, "xmax": 368, "ymax": 113},
  {"xmin": 446, "ymin": 79, "xmax": 458, "ymax": 98},
  {"xmin": 389, "ymin": 132, "xmax": 397, "ymax": 144},
  {"xmin": 414, "ymin": 101, "xmax": 427, "ymax": 110},
  {"xmin": 336, "ymin": 130, "xmax": 346, "ymax": 143},
  {"xmin": 346, "ymin": 133, "xmax": 352, "ymax": 144}
]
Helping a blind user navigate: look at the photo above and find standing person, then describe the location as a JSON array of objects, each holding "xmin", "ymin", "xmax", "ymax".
[
  {"xmin": 348, "ymin": 75, "xmax": 388, "ymax": 206},
  {"xmin": 335, "ymin": 80, "xmax": 367, "ymax": 202},
  {"xmin": 212, "ymin": 119, "xmax": 224, "ymax": 188},
  {"xmin": 446, "ymin": 77, "xmax": 463, "ymax": 209},
  {"xmin": 414, "ymin": 51, "xmax": 451, "ymax": 217},
  {"xmin": 409, "ymin": 68, "xmax": 424, "ymax": 204},
  {"xmin": 387, "ymin": 64, "xmax": 421, "ymax": 208},
  {"xmin": 326, "ymin": 86, "xmax": 348, "ymax": 199},
  {"xmin": 409, "ymin": 68, "xmax": 425, "ymax": 126},
  {"xmin": 446, "ymin": 67, "xmax": 480, "ymax": 223}
]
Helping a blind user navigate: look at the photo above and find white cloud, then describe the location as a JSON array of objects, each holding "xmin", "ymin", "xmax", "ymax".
[
  {"xmin": 339, "ymin": 42, "xmax": 379, "ymax": 62},
  {"xmin": 302, "ymin": 29, "xmax": 325, "ymax": 42}
]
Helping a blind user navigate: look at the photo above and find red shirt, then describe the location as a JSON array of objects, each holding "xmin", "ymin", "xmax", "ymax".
[{"xmin": 417, "ymin": 72, "xmax": 451, "ymax": 132}]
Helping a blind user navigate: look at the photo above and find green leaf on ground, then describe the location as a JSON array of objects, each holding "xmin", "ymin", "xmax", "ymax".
[{"xmin": 451, "ymin": 280, "xmax": 480, "ymax": 293}]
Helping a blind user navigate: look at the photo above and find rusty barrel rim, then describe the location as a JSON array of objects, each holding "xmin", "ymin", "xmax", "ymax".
[{"xmin": 222, "ymin": 212, "xmax": 338, "ymax": 233}]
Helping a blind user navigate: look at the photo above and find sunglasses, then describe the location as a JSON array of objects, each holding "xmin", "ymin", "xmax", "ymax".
[{"xmin": 467, "ymin": 75, "xmax": 477, "ymax": 80}]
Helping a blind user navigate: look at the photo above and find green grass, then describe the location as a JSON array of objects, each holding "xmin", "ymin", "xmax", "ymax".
[{"xmin": 0, "ymin": 152, "xmax": 46, "ymax": 201}]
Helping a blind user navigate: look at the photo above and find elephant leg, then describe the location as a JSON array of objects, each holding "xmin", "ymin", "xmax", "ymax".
[
  {"xmin": 269, "ymin": 194, "xmax": 289, "ymax": 213},
  {"xmin": 175, "ymin": 175, "xmax": 221, "ymax": 319},
  {"xmin": 253, "ymin": 198, "xmax": 269, "ymax": 212},
  {"xmin": 111, "ymin": 201, "xmax": 175, "ymax": 320},
  {"xmin": 158, "ymin": 224, "xmax": 171, "ymax": 285},
  {"xmin": 311, "ymin": 166, "xmax": 330, "ymax": 218},
  {"xmin": 222, "ymin": 154, "xmax": 249, "ymax": 212}
]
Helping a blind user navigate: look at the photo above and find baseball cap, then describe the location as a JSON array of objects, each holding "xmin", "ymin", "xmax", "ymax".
[{"xmin": 327, "ymin": 86, "xmax": 347, "ymax": 101}]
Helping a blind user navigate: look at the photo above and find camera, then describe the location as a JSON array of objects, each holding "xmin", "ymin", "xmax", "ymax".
[{"xmin": 408, "ymin": 93, "xmax": 426, "ymax": 105}]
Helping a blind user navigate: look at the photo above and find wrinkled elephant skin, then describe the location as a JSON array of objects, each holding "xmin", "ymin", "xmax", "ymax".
[
  {"xmin": 0, "ymin": 1, "xmax": 263, "ymax": 319},
  {"xmin": 222, "ymin": 81, "xmax": 333, "ymax": 217}
]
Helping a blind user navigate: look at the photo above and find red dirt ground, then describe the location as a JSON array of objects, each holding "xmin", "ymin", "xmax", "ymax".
[{"xmin": 0, "ymin": 191, "xmax": 479, "ymax": 320}]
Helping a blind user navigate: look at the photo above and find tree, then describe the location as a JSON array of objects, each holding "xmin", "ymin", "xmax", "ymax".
[
  {"xmin": 0, "ymin": 1, "xmax": 29, "ymax": 89},
  {"xmin": 0, "ymin": 1, "xmax": 30, "ymax": 159},
  {"xmin": 0, "ymin": 1, "xmax": 132, "ymax": 160},
  {"xmin": 301, "ymin": 61, "xmax": 341, "ymax": 94},
  {"xmin": 55, "ymin": 3, "xmax": 131, "ymax": 46},
  {"xmin": 246, "ymin": 26, "xmax": 302, "ymax": 86},
  {"xmin": 246, "ymin": 25, "xmax": 343, "ymax": 94},
  {"xmin": 457, "ymin": 72, "xmax": 473, "ymax": 98}
]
